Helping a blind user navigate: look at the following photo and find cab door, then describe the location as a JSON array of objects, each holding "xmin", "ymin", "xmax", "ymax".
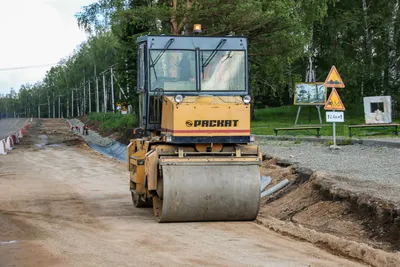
[{"xmin": 137, "ymin": 42, "xmax": 147, "ymax": 129}]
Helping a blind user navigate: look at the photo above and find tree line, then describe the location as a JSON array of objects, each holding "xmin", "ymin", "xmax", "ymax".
[{"xmin": 1, "ymin": 0, "xmax": 400, "ymax": 119}]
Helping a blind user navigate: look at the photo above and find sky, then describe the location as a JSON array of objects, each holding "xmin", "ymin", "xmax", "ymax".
[{"xmin": 0, "ymin": 0, "xmax": 97, "ymax": 95}]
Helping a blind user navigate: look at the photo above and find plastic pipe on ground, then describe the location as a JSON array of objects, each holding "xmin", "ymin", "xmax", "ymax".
[
  {"xmin": 260, "ymin": 176, "xmax": 272, "ymax": 192},
  {"xmin": 261, "ymin": 179, "xmax": 290, "ymax": 198}
]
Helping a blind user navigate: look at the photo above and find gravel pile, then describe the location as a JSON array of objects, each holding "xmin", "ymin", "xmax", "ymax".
[{"xmin": 259, "ymin": 140, "xmax": 400, "ymax": 203}]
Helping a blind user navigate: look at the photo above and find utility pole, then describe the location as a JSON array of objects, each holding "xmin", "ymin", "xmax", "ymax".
[
  {"xmin": 37, "ymin": 103, "xmax": 46, "ymax": 118},
  {"xmin": 48, "ymin": 95, "xmax": 50, "ymax": 118},
  {"xmin": 83, "ymin": 72, "xmax": 86, "ymax": 115},
  {"xmin": 76, "ymin": 89, "xmax": 80, "ymax": 116},
  {"xmin": 82, "ymin": 89, "xmax": 84, "ymax": 115},
  {"xmin": 95, "ymin": 65, "xmax": 99, "ymax": 113},
  {"xmin": 96, "ymin": 76, "xmax": 99, "ymax": 113},
  {"xmin": 71, "ymin": 89, "xmax": 74, "ymax": 117},
  {"xmin": 78, "ymin": 89, "xmax": 81, "ymax": 116},
  {"xmin": 53, "ymin": 91, "xmax": 55, "ymax": 118},
  {"xmin": 103, "ymin": 72, "xmax": 107, "ymax": 112},
  {"xmin": 67, "ymin": 92, "xmax": 69, "ymax": 118},
  {"xmin": 88, "ymin": 81, "xmax": 91, "ymax": 113},
  {"xmin": 58, "ymin": 96, "xmax": 61, "ymax": 118},
  {"xmin": 111, "ymin": 67, "xmax": 115, "ymax": 112}
]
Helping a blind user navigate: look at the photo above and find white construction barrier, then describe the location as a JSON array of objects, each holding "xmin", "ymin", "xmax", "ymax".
[
  {"xmin": 18, "ymin": 130, "xmax": 23, "ymax": 139},
  {"xmin": 0, "ymin": 139, "xmax": 7, "ymax": 155},
  {"xmin": 10, "ymin": 135, "xmax": 14, "ymax": 148},
  {"xmin": 6, "ymin": 136, "xmax": 13, "ymax": 151}
]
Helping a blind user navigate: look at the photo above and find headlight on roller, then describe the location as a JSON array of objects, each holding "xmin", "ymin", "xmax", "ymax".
[
  {"xmin": 243, "ymin": 95, "xmax": 251, "ymax": 104},
  {"xmin": 174, "ymin": 94, "xmax": 184, "ymax": 103}
]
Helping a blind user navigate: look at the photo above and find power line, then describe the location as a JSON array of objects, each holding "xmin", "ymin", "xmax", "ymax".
[{"xmin": 0, "ymin": 63, "xmax": 59, "ymax": 72}]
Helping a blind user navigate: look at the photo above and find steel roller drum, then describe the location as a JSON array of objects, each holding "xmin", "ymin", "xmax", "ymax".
[{"xmin": 157, "ymin": 161, "xmax": 261, "ymax": 222}]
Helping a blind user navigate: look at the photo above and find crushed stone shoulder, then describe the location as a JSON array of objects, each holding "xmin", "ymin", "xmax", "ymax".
[{"xmin": 259, "ymin": 140, "xmax": 400, "ymax": 205}]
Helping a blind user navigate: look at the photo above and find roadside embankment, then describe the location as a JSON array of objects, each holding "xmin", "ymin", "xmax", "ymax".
[
  {"xmin": 77, "ymin": 113, "xmax": 136, "ymax": 145},
  {"xmin": 67, "ymin": 118, "xmax": 128, "ymax": 162},
  {"xmin": 257, "ymin": 140, "xmax": 400, "ymax": 267}
]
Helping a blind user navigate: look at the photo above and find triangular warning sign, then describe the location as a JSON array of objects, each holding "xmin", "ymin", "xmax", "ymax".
[
  {"xmin": 324, "ymin": 65, "xmax": 345, "ymax": 88},
  {"xmin": 324, "ymin": 88, "xmax": 345, "ymax": 110}
]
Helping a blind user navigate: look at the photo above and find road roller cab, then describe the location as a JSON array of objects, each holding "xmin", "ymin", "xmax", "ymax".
[{"xmin": 128, "ymin": 33, "xmax": 262, "ymax": 222}]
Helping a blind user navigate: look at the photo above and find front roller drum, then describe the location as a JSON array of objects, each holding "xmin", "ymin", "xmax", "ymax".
[{"xmin": 156, "ymin": 162, "xmax": 261, "ymax": 222}]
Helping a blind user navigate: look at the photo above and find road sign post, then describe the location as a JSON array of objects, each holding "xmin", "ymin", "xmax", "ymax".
[
  {"xmin": 323, "ymin": 65, "xmax": 345, "ymax": 148},
  {"xmin": 333, "ymin": 110, "xmax": 337, "ymax": 146},
  {"xmin": 326, "ymin": 110, "xmax": 345, "ymax": 146},
  {"xmin": 324, "ymin": 88, "xmax": 345, "ymax": 147}
]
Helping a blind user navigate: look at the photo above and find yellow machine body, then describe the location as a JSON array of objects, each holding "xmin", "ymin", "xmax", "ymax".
[
  {"xmin": 128, "ymin": 34, "xmax": 262, "ymax": 222},
  {"xmin": 128, "ymin": 94, "xmax": 262, "ymax": 222},
  {"xmin": 160, "ymin": 96, "xmax": 250, "ymax": 137}
]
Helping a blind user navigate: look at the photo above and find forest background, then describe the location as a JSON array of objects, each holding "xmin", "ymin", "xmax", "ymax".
[{"xmin": 1, "ymin": 0, "xmax": 399, "ymax": 124}]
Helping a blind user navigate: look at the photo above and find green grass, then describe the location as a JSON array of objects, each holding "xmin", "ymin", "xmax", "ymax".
[
  {"xmin": 87, "ymin": 106, "xmax": 399, "ymax": 139},
  {"xmin": 88, "ymin": 112, "xmax": 135, "ymax": 132},
  {"xmin": 251, "ymin": 104, "xmax": 400, "ymax": 138}
]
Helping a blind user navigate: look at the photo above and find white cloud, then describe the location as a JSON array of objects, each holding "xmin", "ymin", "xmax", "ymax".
[{"xmin": 0, "ymin": 0, "xmax": 96, "ymax": 94}]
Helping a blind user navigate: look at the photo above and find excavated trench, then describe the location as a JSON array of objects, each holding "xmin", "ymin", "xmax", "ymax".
[{"xmin": 258, "ymin": 156, "xmax": 400, "ymax": 266}]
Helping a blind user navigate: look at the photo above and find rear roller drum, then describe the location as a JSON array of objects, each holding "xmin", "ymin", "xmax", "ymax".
[{"xmin": 155, "ymin": 163, "xmax": 261, "ymax": 222}]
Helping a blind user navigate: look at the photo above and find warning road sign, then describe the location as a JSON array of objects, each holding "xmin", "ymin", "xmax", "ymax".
[
  {"xmin": 324, "ymin": 88, "xmax": 345, "ymax": 110},
  {"xmin": 324, "ymin": 66, "xmax": 345, "ymax": 88}
]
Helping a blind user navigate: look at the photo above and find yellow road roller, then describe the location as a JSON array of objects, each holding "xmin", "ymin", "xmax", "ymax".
[{"xmin": 127, "ymin": 30, "xmax": 262, "ymax": 222}]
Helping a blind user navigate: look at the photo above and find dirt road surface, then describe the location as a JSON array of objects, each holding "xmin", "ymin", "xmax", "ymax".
[
  {"xmin": 0, "ymin": 118, "xmax": 28, "ymax": 140},
  {"xmin": 0, "ymin": 119, "xmax": 364, "ymax": 267}
]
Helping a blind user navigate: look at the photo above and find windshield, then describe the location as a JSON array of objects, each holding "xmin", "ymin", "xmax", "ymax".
[
  {"xmin": 201, "ymin": 50, "xmax": 245, "ymax": 91},
  {"xmin": 150, "ymin": 50, "xmax": 196, "ymax": 91},
  {"xmin": 149, "ymin": 49, "xmax": 246, "ymax": 92}
]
